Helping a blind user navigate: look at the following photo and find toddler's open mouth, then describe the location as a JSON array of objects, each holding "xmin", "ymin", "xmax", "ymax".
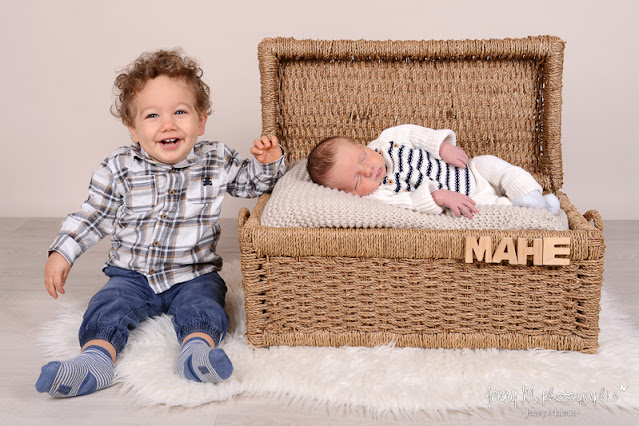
[{"xmin": 160, "ymin": 138, "xmax": 180, "ymax": 148}]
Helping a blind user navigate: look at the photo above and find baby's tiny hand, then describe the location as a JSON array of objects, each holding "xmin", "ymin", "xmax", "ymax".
[
  {"xmin": 250, "ymin": 135, "xmax": 283, "ymax": 164},
  {"xmin": 432, "ymin": 189, "xmax": 478, "ymax": 219},
  {"xmin": 439, "ymin": 143, "xmax": 469, "ymax": 168}
]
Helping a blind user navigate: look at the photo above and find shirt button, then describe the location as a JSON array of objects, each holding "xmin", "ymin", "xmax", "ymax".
[
  {"xmin": 153, "ymin": 241, "xmax": 160, "ymax": 247},
  {"xmin": 149, "ymin": 268, "xmax": 156, "ymax": 274},
  {"xmin": 161, "ymin": 214, "xmax": 168, "ymax": 220},
  {"xmin": 169, "ymin": 190, "xmax": 176, "ymax": 196}
]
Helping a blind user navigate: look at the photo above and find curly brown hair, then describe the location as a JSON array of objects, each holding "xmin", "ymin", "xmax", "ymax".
[
  {"xmin": 111, "ymin": 49, "xmax": 212, "ymax": 126},
  {"xmin": 306, "ymin": 136, "xmax": 351, "ymax": 186}
]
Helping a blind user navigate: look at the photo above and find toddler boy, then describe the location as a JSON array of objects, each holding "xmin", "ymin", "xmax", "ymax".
[
  {"xmin": 36, "ymin": 49, "xmax": 285, "ymax": 397},
  {"xmin": 307, "ymin": 124, "xmax": 558, "ymax": 219}
]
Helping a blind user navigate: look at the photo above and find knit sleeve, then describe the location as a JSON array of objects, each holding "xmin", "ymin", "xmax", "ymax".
[
  {"xmin": 411, "ymin": 183, "xmax": 444, "ymax": 214},
  {"xmin": 372, "ymin": 124, "xmax": 456, "ymax": 160},
  {"xmin": 366, "ymin": 182, "xmax": 444, "ymax": 215}
]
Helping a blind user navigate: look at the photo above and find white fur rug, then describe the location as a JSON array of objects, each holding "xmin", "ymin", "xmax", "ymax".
[{"xmin": 39, "ymin": 260, "xmax": 639, "ymax": 418}]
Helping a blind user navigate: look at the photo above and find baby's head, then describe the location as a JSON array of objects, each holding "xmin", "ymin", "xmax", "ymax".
[
  {"xmin": 307, "ymin": 136, "xmax": 387, "ymax": 196},
  {"xmin": 111, "ymin": 49, "xmax": 212, "ymax": 165}
]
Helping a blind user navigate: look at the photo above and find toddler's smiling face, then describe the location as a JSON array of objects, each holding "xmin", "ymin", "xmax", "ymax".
[{"xmin": 127, "ymin": 75, "xmax": 206, "ymax": 165}]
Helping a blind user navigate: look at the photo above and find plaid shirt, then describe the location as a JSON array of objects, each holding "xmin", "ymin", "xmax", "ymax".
[{"xmin": 49, "ymin": 141, "xmax": 285, "ymax": 294}]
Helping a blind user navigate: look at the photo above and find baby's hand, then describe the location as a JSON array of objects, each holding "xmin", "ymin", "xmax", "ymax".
[
  {"xmin": 44, "ymin": 251, "xmax": 71, "ymax": 299},
  {"xmin": 250, "ymin": 135, "xmax": 283, "ymax": 164},
  {"xmin": 439, "ymin": 143, "xmax": 469, "ymax": 168},
  {"xmin": 432, "ymin": 189, "xmax": 478, "ymax": 219}
]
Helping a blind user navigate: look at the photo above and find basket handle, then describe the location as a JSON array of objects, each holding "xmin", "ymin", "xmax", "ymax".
[
  {"xmin": 583, "ymin": 210, "xmax": 603, "ymax": 231},
  {"xmin": 238, "ymin": 207, "xmax": 251, "ymax": 229}
]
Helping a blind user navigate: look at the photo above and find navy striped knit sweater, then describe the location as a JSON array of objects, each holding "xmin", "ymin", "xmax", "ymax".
[{"xmin": 377, "ymin": 141, "xmax": 473, "ymax": 196}]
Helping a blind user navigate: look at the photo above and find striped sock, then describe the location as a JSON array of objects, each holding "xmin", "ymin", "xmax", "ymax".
[
  {"xmin": 36, "ymin": 346, "xmax": 114, "ymax": 397},
  {"xmin": 175, "ymin": 337, "xmax": 233, "ymax": 383}
]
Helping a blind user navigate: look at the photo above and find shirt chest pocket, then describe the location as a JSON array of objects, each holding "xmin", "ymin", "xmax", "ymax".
[
  {"xmin": 185, "ymin": 166, "xmax": 218, "ymax": 204},
  {"xmin": 125, "ymin": 175, "xmax": 158, "ymax": 212}
]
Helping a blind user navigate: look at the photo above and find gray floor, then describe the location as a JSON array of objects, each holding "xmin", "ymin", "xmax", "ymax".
[{"xmin": 1, "ymin": 218, "xmax": 637, "ymax": 425}]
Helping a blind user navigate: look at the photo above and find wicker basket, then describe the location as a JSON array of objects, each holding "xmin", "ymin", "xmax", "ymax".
[{"xmin": 238, "ymin": 36, "xmax": 605, "ymax": 353}]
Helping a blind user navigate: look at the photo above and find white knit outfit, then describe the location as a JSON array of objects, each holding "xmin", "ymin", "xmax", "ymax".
[{"xmin": 366, "ymin": 125, "xmax": 543, "ymax": 214}]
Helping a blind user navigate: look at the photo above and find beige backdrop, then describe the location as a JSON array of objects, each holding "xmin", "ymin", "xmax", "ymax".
[{"xmin": 1, "ymin": 0, "xmax": 637, "ymax": 219}]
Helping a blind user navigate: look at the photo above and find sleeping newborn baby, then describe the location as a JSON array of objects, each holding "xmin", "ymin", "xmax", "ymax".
[{"xmin": 306, "ymin": 124, "xmax": 560, "ymax": 219}]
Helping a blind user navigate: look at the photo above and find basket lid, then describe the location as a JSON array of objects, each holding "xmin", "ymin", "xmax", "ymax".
[{"xmin": 258, "ymin": 36, "xmax": 565, "ymax": 192}]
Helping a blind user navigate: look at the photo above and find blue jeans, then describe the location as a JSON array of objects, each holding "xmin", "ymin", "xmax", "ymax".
[{"xmin": 78, "ymin": 266, "xmax": 228, "ymax": 354}]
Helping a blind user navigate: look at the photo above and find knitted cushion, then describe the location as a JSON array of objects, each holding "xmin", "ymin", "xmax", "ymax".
[{"xmin": 261, "ymin": 160, "xmax": 569, "ymax": 231}]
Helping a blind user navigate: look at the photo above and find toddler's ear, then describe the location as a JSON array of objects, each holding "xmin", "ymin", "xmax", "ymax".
[
  {"xmin": 198, "ymin": 114, "xmax": 208, "ymax": 136},
  {"xmin": 127, "ymin": 126, "xmax": 139, "ymax": 143}
]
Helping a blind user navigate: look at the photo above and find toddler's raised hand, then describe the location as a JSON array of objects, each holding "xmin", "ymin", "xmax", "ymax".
[
  {"xmin": 439, "ymin": 143, "xmax": 469, "ymax": 168},
  {"xmin": 250, "ymin": 135, "xmax": 283, "ymax": 164},
  {"xmin": 432, "ymin": 189, "xmax": 478, "ymax": 219},
  {"xmin": 44, "ymin": 251, "xmax": 71, "ymax": 299}
]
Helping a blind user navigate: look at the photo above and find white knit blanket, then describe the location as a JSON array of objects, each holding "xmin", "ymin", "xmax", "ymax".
[{"xmin": 261, "ymin": 160, "xmax": 569, "ymax": 231}]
